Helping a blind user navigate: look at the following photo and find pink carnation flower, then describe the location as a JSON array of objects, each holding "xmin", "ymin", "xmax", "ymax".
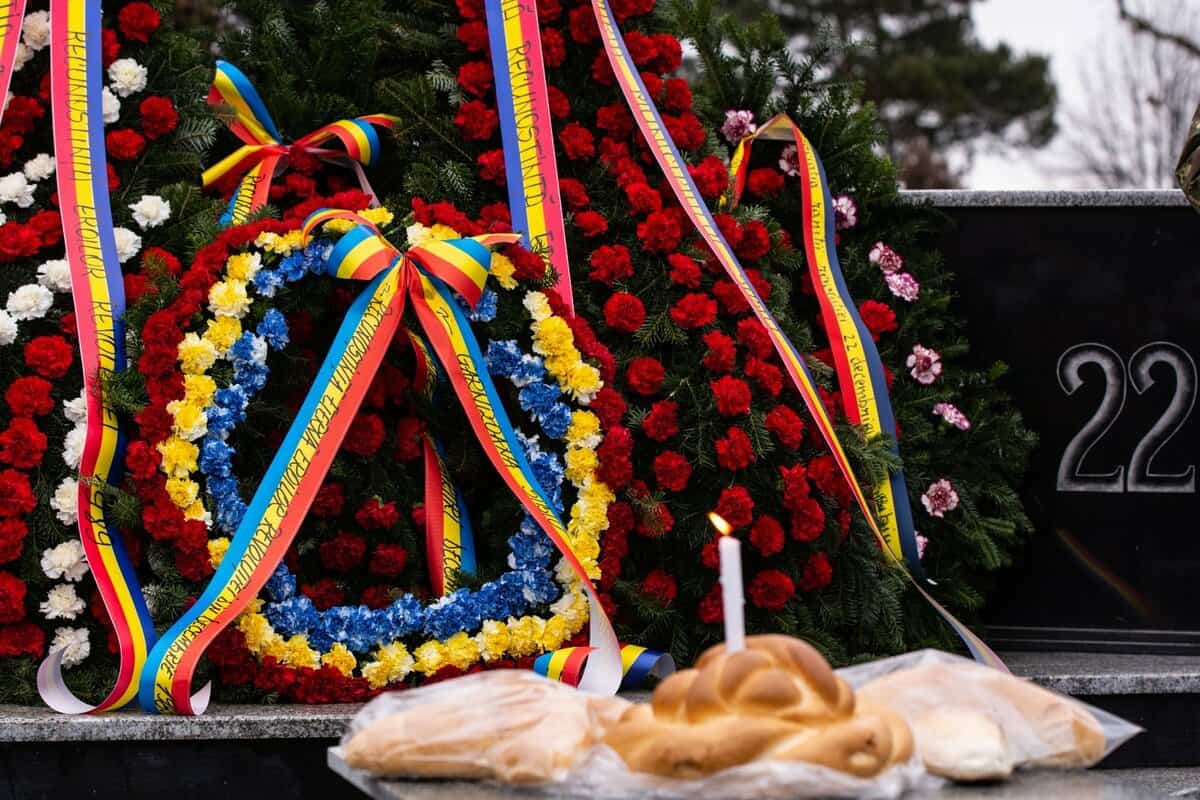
[
  {"xmin": 933, "ymin": 402, "xmax": 971, "ymax": 430},
  {"xmin": 833, "ymin": 195, "xmax": 857, "ymax": 230},
  {"xmin": 921, "ymin": 479, "xmax": 960, "ymax": 518},
  {"xmin": 869, "ymin": 241, "xmax": 904, "ymax": 273},
  {"xmin": 916, "ymin": 532, "xmax": 929, "ymax": 559},
  {"xmin": 886, "ymin": 272, "xmax": 920, "ymax": 302},
  {"xmin": 721, "ymin": 110, "xmax": 757, "ymax": 144},
  {"xmin": 779, "ymin": 144, "xmax": 800, "ymax": 177},
  {"xmin": 907, "ymin": 344, "xmax": 943, "ymax": 385}
]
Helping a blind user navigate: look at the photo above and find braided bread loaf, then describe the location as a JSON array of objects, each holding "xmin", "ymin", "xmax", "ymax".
[{"xmin": 604, "ymin": 635, "xmax": 914, "ymax": 779}]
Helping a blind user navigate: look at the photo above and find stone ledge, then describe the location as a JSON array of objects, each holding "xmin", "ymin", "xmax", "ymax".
[
  {"xmin": 900, "ymin": 189, "xmax": 1189, "ymax": 207},
  {"xmin": 3, "ymin": 652, "xmax": 1197, "ymax": 743}
]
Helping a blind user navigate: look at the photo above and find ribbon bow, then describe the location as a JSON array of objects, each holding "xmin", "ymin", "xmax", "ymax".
[
  {"xmin": 202, "ymin": 61, "xmax": 399, "ymax": 227},
  {"xmin": 138, "ymin": 210, "xmax": 623, "ymax": 714}
]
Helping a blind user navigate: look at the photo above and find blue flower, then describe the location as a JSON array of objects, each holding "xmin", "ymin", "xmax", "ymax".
[
  {"xmin": 510, "ymin": 355, "xmax": 546, "ymax": 387},
  {"xmin": 485, "ymin": 340, "xmax": 522, "ymax": 377},
  {"xmin": 252, "ymin": 269, "xmax": 284, "ymax": 298},
  {"xmin": 199, "ymin": 437, "xmax": 234, "ymax": 478},
  {"xmin": 266, "ymin": 563, "xmax": 296, "ymax": 602},
  {"xmin": 467, "ymin": 290, "xmax": 498, "ymax": 323},
  {"xmin": 257, "ymin": 309, "xmax": 289, "ymax": 349},
  {"xmin": 519, "ymin": 383, "xmax": 560, "ymax": 417},
  {"xmin": 265, "ymin": 596, "xmax": 318, "ymax": 636},
  {"xmin": 215, "ymin": 385, "xmax": 249, "ymax": 414},
  {"xmin": 540, "ymin": 403, "xmax": 572, "ymax": 439}
]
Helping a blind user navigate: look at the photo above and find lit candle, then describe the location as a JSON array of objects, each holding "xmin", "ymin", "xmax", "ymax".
[{"xmin": 708, "ymin": 512, "xmax": 745, "ymax": 653}]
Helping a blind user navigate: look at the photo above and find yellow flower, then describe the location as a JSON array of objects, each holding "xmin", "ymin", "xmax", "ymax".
[
  {"xmin": 183, "ymin": 374, "xmax": 217, "ymax": 406},
  {"xmin": 550, "ymin": 590, "xmax": 589, "ymax": 628},
  {"xmin": 207, "ymin": 536, "xmax": 230, "ymax": 568},
  {"xmin": 261, "ymin": 634, "xmax": 288, "ymax": 660},
  {"xmin": 412, "ymin": 641, "xmax": 448, "ymax": 675},
  {"xmin": 564, "ymin": 448, "xmax": 598, "ymax": 485},
  {"xmin": 489, "ymin": 253, "xmax": 517, "ymax": 290},
  {"xmin": 183, "ymin": 500, "xmax": 208, "ymax": 523},
  {"xmin": 532, "ymin": 317, "xmax": 573, "ymax": 357},
  {"xmin": 571, "ymin": 533, "xmax": 600, "ymax": 562},
  {"xmin": 540, "ymin": 616, "xmax": 570, "ymax": 651},
  {"xmin": 177, "ymin": 333, "xmax": 217, "ymax": 375},
  {"xmin": 225, "ymin": 252, "xmax": 262, "ymax": 282},
  {"xmin": 208, "ymin": 279, "xmax": 251, "ymax": 319},
  {"xmin": 321, "ymin": 218, "xmax": 354, "ymax": 235},
  {"xmin": 254, "ymin": 231, "xmax": 302, "ymax": 254},
  {"xmin": 321, "ymin": 643, "xmax": 358, "ymax": 677},
  {"xmin": 360, "ymin": 206, "xmax": 395, "ymax": 227},
  {"xmin": 523, "ymin": 291, "xmax": 552, "ymax": 322},
  {"xmin": 405, "ymin": 223, "xmax": 433, "ymax": 248},
  {"xmin": 429, "ymin": 223, "xmax": 459, "ymax": 241},
  {"xmin": 362, "ymin": 642, "xmax": 414, "ymax": 688},
  {"xmin": 280, "ymin": 634, "xmax": 319, "ymax": 668},
  {"xmin": 168, "ymin": 401, "xmax": 207, "ymax": 441},
  {"xmin": 505, "ymin": 616, "xmax": 545, "ymax": 658},
  {"xmin": 565, "ymin": 363, "xmax": 602, "ymax": 403},
  {"xmin": 166, "ymin": 476, "xmax": 200, "ymax": 509},
  {"xmin": 444, "ymin": 631, "xmax": 480, "ymax": 670},
  {"xmin": 157, "ymin": 436, "xmax": 198, "ymax": 478},
  {"xmin": 566, "ymin": 411, "xmax": 602, "ymax": 449},
  {"xmin": 203, "ymin": 315, "xmax": 242, "ymax": 355},
  {"xmin": 475, "ymin": 620, "xmax": 510, "ymax": 662},
  {"xmin": 238, "ymin": 612, "xmax": 275, "ymax": 652}
]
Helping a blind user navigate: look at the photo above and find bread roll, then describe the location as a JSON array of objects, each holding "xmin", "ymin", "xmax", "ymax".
[
  {"xmin": 343, "ymin": 670, "xmax": 630, "ymax": 783},
  {"xmin": 603, "ymin": 635, "xmax": 914, "ymax": 779},
  {"xmin": 856, "ymin": 661, "xmax": 1106, "ymax": 771},
  {"xmin": 910, "ymin": 707, "xmax": 1013, "ymax": 781}
]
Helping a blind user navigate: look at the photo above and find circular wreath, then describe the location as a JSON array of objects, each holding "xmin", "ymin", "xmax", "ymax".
[{"xmin": 125, "ymin": 196, "xmax": 617, "ymax": 699}]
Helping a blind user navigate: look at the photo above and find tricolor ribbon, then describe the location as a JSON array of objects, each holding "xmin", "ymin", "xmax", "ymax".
[
  {"xmin": 729, "ymin": 115, "xmax": 923, "ymax": 575},
  {"xmin": 138, "ymin": 211, "xmax": 623, "ymax": 714},
  {"xmin": 37, "ymin": 0, "xmax": 158, "ymax": 713},
  {"xmin": 203, "ymin": 61, "xmax": 399, "ymax": 227},
  {"xmin": 590, "ymin": 0, "xmax": 1006, "ymax": 671},
  {"xmin": 0, "ymin": 0, "xmax": 27, "ymax": 126},
  {"xmin": 408, "ymin": 330, "xmax": 477, "ymax": 595},
  {"xmin": 484, "ymin": 0, "xmax": 575, "ymax": 311},
  {"xmin": 535, "ymin": 643, "xmax": 674, "ymax": 689}
]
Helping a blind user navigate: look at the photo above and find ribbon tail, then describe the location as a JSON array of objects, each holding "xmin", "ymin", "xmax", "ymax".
[
  {"xmin": 0, "ymin": 1, "xmax": 27, "ymax": 129},
  {"xmin": 221, "ymin": 152, "xmax": 282, "ymax": 228}
]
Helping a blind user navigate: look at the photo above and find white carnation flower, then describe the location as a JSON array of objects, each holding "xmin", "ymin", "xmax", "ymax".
[
  {"xmin": 101, "ymin": 87, "xmax": 121, "ymax": 125},
  {"xmin": 113, "ymin": 227, "xmax": 142, "ymax": 263},
  {"xmin": 37, "ymin": 259, "xmax": 73, "ymax": 293},
  {"xmin": 12, "ymin": 43, "xmax": 32, "ymax": 73},
  {"xmin": 0, "ymin": 310, "xmax": 16, "ymax": 345},
  {"xmin": 23, "ymin": 153, "xmax": 54, "ymax": 182},
  {"xmin": 6, "ymin": 284, "xmax": 53, "ymax": 321},
  {"xmin": 63, "ymin": 424, "xmax": 86, "ymax": 469},
  {"xmin": 41, "ymin": 584, "xmax": 85, "ymax": 620},
  {"xmin": 107, "ymin": 58, "xmax": 148, "ymax": 97},
  {"xmin": 51, "ymin": 478, "xmax": 79, "ymax": 525},
  {"xmin": 41, "ymin": 541, "xmax": 88, "ymax": 582},
  {"xmin": 142, "ymin": 584, "xmax": 163, "ymax": 616},
  {"xmin": 50, "ymin": 627, "xmax": 90, "ymax": 668},
  {"xmin": 21, "ymin": 11, "xmax": 50, "ymax": 51},
  {"xmin": 406, "ymin": 223, "xmax": 433, "ymax": 247},
  {"xmin": 248, "ymin": 334, "xmax": 268, "ymax": 366},
  {"xmin": 0, "ymin": 172, "xmax": 35, "ymax": 207},
  {"xmin": 64, "ymin": 389, "xmax": 88, "ymax": 425},
  {"xmin": 130, "ymin": 194, "xmax": 171, "ymax": 229}
]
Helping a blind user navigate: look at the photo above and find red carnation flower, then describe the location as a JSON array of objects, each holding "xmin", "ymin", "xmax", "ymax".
[
  {"xmin": 624, "ymin": 181, "xmax": 662, "ymax": 215},
  {"xmin": 456, "ymin": 61, "xmax": 493, "ymax": 97},
  {"xmin": 300, "ymin": 577, "xmax": 346, "ymax": 611},
  {"xmin": 748, "ymin": 569, "xmax": 795, "ymax": 610},
  {"xmin": 715, "ymin": 485, "xmax": 754, "ymax": 529},
  {"xmin": 736, "ymin": 220, "xmax": 772, "ymax": 261},
  {"xmin": 664, "ymin": 112, "xmax": 707, "ymax": 151},
  {"xmin": 0, "ymin": 419, "xmax": 46, "ymax": 469},
  {"xmin": 702, "ymin": 331, "xmax": 737, "ymax": 374},
  {"xmin": 596, "ymin": 103, "xmax": 634, "ymax": 139},
  {"xmin": 626, "ymin": 356, "xmax": 665, "ymax": 396},
  {"xmin": 652, "ymin": 33, "xmax": 684, "ymax": 71},
  {"xmin": 597, "ymin": 426, "xmax": 635, "ymax": 489},
  {"xmin": 715, "ymin": 426, "xmax": 755, "ymax": 471},
  {"xmin": 395, "ymin": 417, "xmax": 424, "ymax": 462},
  {"xmin": 809, "ymin": 454, "xmax": 852, "ymax": 505},
  {"xmin": 790, "ymin": 496, "xmax": 826, "ymax": 542},
  {"xmin": 142, "ymin": 245, "xmax": 181, "ymax": 276},
  {"xmin": 669, "ymin": 293, "xmax": 718, "ymax": 330},
  {"xmin": 537, "ymin": 0, "xmax": 562, "ymax": 22},
  {"xmin": 354, "ymin": 498, "xmax": 400, "ymax": 531},
  {"xmin": 779, "ymin": 463, "xmax": 811, "ymax": 508},
  {"xmin": 368, "ymin": 543, "xmax": 409, "ymax": 578},
  {"xmin": 799, "ymin": 552, "xmax": 834, "ymax": 591},
  {"xmin": 118, "ymin": 2, "xmax": 160, "ymax": 42},
  {"xmin": 5, "ymin": 376, "xmax": 53, "ymax": 417},
  {"xmin": 653, "ymin": 451, "xmax": 691, "ymax": 492},
  {"xmin": 105, "ymin": 128, "xmax": 146, "ymax": 161},
  {"xmin": 0, "ymin": 518, "xmax": 24, "ymax": 564},
  {"xmin": 574, "ymin": 210, "xmax": 609, "ymax": 237},
  {"xmin": 319, "ymin": 532, "xmax": 366, "ymax": 573},
  {"xmin": 360, "ymin": 585, "xmax": 394, "ymax": 610},
  {"xmin": 636, "ymin": 211, "xmax": 682, "ymax": 254},
  {"xmin": 24, "ymin": 336, "xmax": 74, "ymax": 379},
  {"xmin": 667, "ymin": 254, "xmax": 702, "ymax": 288},
  {"xmin": 559, "ymin": 123, "xmax": 596, "ymax": 160},
  {"xmin": 0, "ymin": 571, "xmax": 26, "ymax": 623},
  {"xmin": 859, "ymin": 300, "xmax": 898, "ymax": 339},
  {"xmin": 588, "ymin": 244, "xmax": 633, "ymax": 286},
  {"xmin": 560, "ymin": 178, "xmax": 590, "ymax": 209},
  {"xmin": 454, "ymin": 100, "xmax": 499, "ymax": 141},
  {"xmin": 312, "ymin": 482, "xmax": 344, "ymax": 518},
  {"xmin": 749, "ymin": 515, "xmax": 785, "ymax": 557},
  {"xmin": 0, "ymin": 621, "xmax": 43, "ymax": 658},
  {"xmin": 456, "ymin": 0, "xmax": 485, "ymax": 20},
  {"xmin": 139, "ymin": 96, "xmax": 178, "ymax": 140},
  {"xmin": 456, "ymin": 21, "xmax": 489, "ymax": 51},
  {"xmin": 477, "ymin": 149, "xmax": 506, "ymax": 184},
  {"xmin": 568, "ymin": 5, "xmax": 600, "ymax": 43},
  {"xmin": 745, "ymin": 357, "xmax": 783, "ymax": 397},
  {"xmin": 765, "ymin": 405, "xmax": 805, "ymax": 449},
  {"xmin": 663, "ymin": 78, "xmax": 692, "ymax": 113},
  {"xmin": 590, "ymin": 386, "xmax": 627, "ymax": 428},
  {"xmin": 29, "ymin": 210, "xmax": 62, "ymax": 247},
  {"xmin": 710, "ymin": 375, "xmax": 752, "ymax": 417},
  {"xmin": 736, "ymin": 317, "xmax": 773, "ymax": 359},
  {"xmin": 0, "ymin": 222, "xmax": 43, "ymax": 263},
  {"xmin": 641, "ymin": 569, "xmax": 678, "ymax": 605},
  {"xmin": 604, "ymin": 292, "xmax": 646, "ymax": 333},
  {"xmin": 690, "ymin": 156, "xmax": 729, "ymax": 200},
  {"xmin": 698, "ymin": 583, "xmax": 723, "ymax": 623},
  {"xmin": 642, "ymin": 400, "xmax": 679, "ymax": 441},
  {"xmin": 124, "ymin": 440, "xmax": 160, "ymax": 482},
  {"xmin": 344, "ymin": 413, "xmax": 385, "ymax": 457},
  {"xmin": 747, "ymin": 168, "xmax": 785, "ymax": 199},
  {"xmin": 547, "ymin": 85, "xmax": 571, "ymax": 119},
  {"xmin": 541, "ymin": 27, "xmax": 567, "ymax": 67}
]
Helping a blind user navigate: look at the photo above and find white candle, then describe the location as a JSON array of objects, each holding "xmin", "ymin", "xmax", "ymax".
[{"xmin": 709, "ymin": 512, "xmax": 745, "ymax": 653}]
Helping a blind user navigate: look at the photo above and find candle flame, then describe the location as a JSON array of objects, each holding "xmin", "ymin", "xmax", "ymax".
[{"xmin": 708, "ymin": 512, "xmax": 732, "ymax": 536}]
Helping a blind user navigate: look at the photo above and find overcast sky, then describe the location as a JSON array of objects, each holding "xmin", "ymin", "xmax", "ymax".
[{"xmin": 966, "ymin": 0, "xmax": 1198, "ymax": 189}]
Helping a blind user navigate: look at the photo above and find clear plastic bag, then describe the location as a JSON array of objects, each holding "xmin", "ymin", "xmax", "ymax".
[
  {"xmin": 336, "ymin": 669, "xmax": 936, "ymax": 799},
  {"xmin": 836, "ymin": 649, "xmax": 1142, "ymax": 770}
]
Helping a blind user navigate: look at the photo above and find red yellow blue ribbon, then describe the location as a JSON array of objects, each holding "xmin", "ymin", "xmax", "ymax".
[
  {"xmin": 485, "ymin": 0, "xmax": 575, "ymax": 312},
  {"xmin": 138, "ymin": 212, "xmax": 621, "ymax": 713},
  {"xmin": 203, "ymin": 61, "xmax": 399, "ymax": 226},
  {"xmin": 590, "ymin": 0, "xmax": 1006, "ymax": 671},
  {"xmin": 0, "ymin": 0, "xmax": 27, "ymax": 126},
  {"xmin": 535, "ymin": 644, "xmax": 674, "ymax": 689},
  {"xmin": 729, "ymin": 115, "xmax": 923, "ymax": 575},
  {"xmin": 37, "ymin": 0, "xmax": 158, "ymax": 713}
]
